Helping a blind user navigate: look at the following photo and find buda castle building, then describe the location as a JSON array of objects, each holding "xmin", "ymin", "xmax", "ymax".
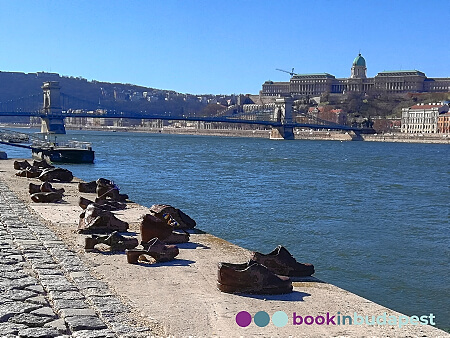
[{"xmin": 261, "ymin": 54, "xmax": 450, "ymax": 97}]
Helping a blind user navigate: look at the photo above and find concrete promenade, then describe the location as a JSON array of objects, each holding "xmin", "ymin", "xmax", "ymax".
[{"xmin": 0, "ymin": 158, "xmax": 448, "ymax": 337}]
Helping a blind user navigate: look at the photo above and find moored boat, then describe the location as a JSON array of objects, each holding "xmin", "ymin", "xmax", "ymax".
[{"xmin": 31, "ymin": 140, "xmax": 94, "ymax": 164}]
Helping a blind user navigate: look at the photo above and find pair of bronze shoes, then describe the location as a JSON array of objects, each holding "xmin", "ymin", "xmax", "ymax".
[
  {"xmin": 127, "ymin": 213, "xmax": 186, "ymax": 264},
  {"xmin": 217, "ymin": 245, "xmax": 315, "ymax": 294},
  {"xmin": 84, "ymin": 231, "xmax": 179, "ymax": 264},
  {"xmin": 84, "ymin": 231, "xmax": 138, "ymax": 252},
  {"xmin": 126, "ymin": 238, "xmax": 179, "ymax": 264},
  {"xmin": 140, "ymin": 213, "xmax": 189, "ymax": 246},
  {"xmin": 29, "ymin": 182, "xmax": 65, "ymax": 203}
]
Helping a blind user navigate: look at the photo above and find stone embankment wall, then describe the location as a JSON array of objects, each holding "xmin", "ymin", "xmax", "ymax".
[
  {"xmin": 68, "ymin": 126, "xmax": 354, "ymax": 141},
  {"xmin": 155, "ymin": 127, "xmax": 270, "ymax": 138},
  {"xmin": 362, "ymin": 133, "xmax": 450, "ymax": 144},
  {"xmin": 294, "ymin": 131, "xmax": 353, "ymax": 141},
  {"xmin": 3, "ymin": 123, "xmax": 450, "ymax": 143},
  {"xmin": 155, "ymin": 128, "xmax": 450, "ymax": 143}
]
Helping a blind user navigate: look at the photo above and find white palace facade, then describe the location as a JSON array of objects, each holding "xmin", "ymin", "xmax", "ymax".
[{"xmin": 261, "ymin": 54, "xmax": 450, "ymax": 97}]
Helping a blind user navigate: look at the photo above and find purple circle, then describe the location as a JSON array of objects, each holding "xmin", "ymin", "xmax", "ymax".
[{"xmin": 236, "ymin": 311, "xmax": 252, "ymax": 327}]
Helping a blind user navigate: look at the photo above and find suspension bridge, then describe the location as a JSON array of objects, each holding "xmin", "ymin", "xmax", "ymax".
[{"xmin": 0, "ymin": 81, "xmax": 371, "ymax": 139}]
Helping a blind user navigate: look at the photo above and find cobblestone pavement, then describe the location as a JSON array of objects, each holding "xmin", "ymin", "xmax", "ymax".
[{"xmin": 0, "ymin": 180, "xmax": 155, "ymax": 338}]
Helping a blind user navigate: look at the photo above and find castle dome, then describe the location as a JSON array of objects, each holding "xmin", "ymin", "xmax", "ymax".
[{"xmin": 353, "ymin": 53, "xmax": 366, "ymax": 67}]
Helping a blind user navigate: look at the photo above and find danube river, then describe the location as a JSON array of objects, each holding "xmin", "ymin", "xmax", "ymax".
[{"xmin": 4, "ymin": 129, "xmax": 449, "ymax": 331}]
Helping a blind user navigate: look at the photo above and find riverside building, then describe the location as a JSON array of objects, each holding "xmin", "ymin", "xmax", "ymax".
[
  {"xmin": 437, "ymin": 112, "xmax": 450, "ymax": 134},
  {"xmin": 401, "ymin": 103, "xmax": 449, "ymax": 134},
  {"xmin": 261, "ymin": 54, "xmax": 450, "ymax": 97}
]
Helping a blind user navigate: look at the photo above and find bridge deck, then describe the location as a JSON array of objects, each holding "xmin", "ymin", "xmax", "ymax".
[{"xmin": 0, "ymin": 111, "xmax": 363, "ymax": 132}]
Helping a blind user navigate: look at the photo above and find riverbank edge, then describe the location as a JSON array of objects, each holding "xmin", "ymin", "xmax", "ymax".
[
  {"xmin": 3, "ymin": 123, "xmax": 450, "ymax": 144},
  {"xmin": 68, "ymin": 126, "xmax": 450, "ymax": 144}
]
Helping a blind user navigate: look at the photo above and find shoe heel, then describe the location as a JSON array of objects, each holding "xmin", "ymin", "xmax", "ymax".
[
  {"xmin": 126, "ymin": 250, "xmax": 145, "ymax": 264},
  {"xmin": 217, "ymin": 282, "xmax": 240, "ymax": 294},
  {"xmin": 84, "ymin": 237, "xmax": 98, "ymax": 252}
]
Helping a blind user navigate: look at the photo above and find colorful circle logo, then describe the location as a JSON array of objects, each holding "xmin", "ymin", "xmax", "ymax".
[
  {"xmin": 236, "ymin": 310, "xmax": 289, "ymax": 328},
  {"xmin": 254, "ymin": 311, "xmax": 270, "ymax": 327},
  {"xmin": 272, "ymin": 311, "xmax": 289, "ymax": 327},
  {"xmin": 235, "ymin": 311, "xmax": 252, "ymax": 327}
]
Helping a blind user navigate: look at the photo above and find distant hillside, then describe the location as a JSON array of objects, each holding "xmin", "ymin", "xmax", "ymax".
[
  {"xmin": 3, "ymin": 71, "xmax": 447, "ymax": 124},
  {"xmin": 0, "ymin": 71, "xmax": 236, "ymax": 117},
  {"xmin": 303, "ymin": 91, "xmax": 450, "ymax": 119}
]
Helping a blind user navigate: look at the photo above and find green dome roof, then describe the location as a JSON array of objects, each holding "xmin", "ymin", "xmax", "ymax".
[{"xmin": 353, "ymin": 53, "xmax": 366, "ymax": 67}]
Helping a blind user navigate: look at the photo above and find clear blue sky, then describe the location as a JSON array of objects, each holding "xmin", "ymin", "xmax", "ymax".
[{"xmin": 1, "ymin": 0, "xmax": 448, "ymax": 95}]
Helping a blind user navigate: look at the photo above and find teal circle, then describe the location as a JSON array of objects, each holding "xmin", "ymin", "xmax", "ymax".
[
  {"xmin": 272, "ymin": 311, "xmax": 288, "ymax": 327},
  {"xmin": 254, "ymin": 311, "xmax": 270, "ymax": 327}
]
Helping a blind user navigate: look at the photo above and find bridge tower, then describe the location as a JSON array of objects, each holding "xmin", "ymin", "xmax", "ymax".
[
  {"xmin": 270, "ymin": 97, "xmax": 295, "ymax": 140},
  {"xmin": 40, "ymin": 81, "xmax": 66, "ymax": 134}
]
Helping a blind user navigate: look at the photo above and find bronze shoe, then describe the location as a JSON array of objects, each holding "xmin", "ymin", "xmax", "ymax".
[
  {"xmin": 78, "ymin": 181, "xmax": 97, "ymax": 193},
  {"xmin": 78, "ymin": 204, "xmax": 129, "ymax": 233},
  {"xmin": 84, "ymin": 231, "xmax": 138, "ymax": 251},
  {"xmin": 79, "ymin": 196, "xmax": 126, "ymax": 211},
  {"xmin": 140, "ymin": 214, "xmax": 189, "ymax": 244},
  {"xmin": 126, "ymin": 238, "xmax": 179, "ymax": 263},
  {"xmin": 252, "ymin": 245, "xmax": 315, "ymax": 277},
  {"xmin": 30, "ymin": 191, "xmax": 63, "ymax": 203},
  {"xmin": 217, "ymin": 261, "xmax": 292, "ymax": 294},
  {"xmin": 150, "ymin": 204, "xmax": 196, "ymax": 229}
]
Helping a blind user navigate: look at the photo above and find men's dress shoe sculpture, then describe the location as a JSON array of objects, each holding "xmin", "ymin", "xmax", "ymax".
[
  {"xmin": 150, "ymin": 204, "xmax": 196, "ymax": 229},
  {"xmin": 78, "ymin": 204, "xmax": 129, "ymax": 233},
  {"xmin": 29, "ymin": 183, "xmax": 42, "ymax": 194},
  {"xmin": 32, "ymin": 160, "xmax": 54, "ymax": 170},
  {"xmin": 29, "ymin": 182, "xmax": 64, "ymax": 195},
  {"xmin": 14, "ymin": 160, "xmax": 54, "ymax": 179},
  {"xmin": 126, "ymin": 238, "xmax": 179, "ymax": 264},
  {"xmin": 43, "ymin": 181, "xmax": 65, "ymax": 193},
  {"xmin": 78, "ymin": 197, "xmax": 126, "ymax": 212},
  {"xmin": 78, "ymin": 181, "xmax": 97, "ymax": 193},
  {"xmin": 30, "ymin": 191, "xmax": 63, "ymax": 203},
  {"xmin": 14, "ymin": 160, "xmax": 32, "ymax": 170},
  {"xmin": 96, "ymin": 178, "xmax": 128, "ymax": 202},
  {"xmin": 39, "ymin": 181, "xmax": 58, "ymax": 193},
  {"xmin": 38, "ymin": 168, "xmax": 73, "ymax": 183},
  {"xmin": 217, "ymin": 261, "xmax": 292, "ymax": 294},
  {"xmin": 94, "ymin": 198, "xmax": 127, "ymax": 210},
  {"xmin": 84, "ymin": 231, "xmax": 138, "ymax": 251},
  {"xmin": 252, "ymin": 245, "xmax": 315, "ymax": 277},
  {"xmin": 140, "ymin": 214, "xmax": 189, "ymax": 245},
  {"xmin": 16, "ymin": 167, "xmax": 42, "ymax": 178}
]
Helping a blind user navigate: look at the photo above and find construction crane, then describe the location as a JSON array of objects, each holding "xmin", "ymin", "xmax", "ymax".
[{"xmin": 276, "ymin": 68, "xmax": 296, "ymax": 76}]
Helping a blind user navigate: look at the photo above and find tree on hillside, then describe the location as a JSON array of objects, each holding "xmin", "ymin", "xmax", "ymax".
[
  {"xmin": 346, "ymin": 93, "xmax": 364, "ymax": 114},
  {"xmin": 200, "ymin": 103, "xmax": 227, "ymax": 117}
]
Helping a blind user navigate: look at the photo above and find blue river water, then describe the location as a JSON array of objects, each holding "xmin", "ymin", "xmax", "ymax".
[{"xmin": 2, "ymin": 129, "xmax": 449, "ymax": 331}]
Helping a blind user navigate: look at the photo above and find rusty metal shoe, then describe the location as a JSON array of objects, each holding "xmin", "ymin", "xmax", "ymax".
[
  {"xmin": 217, "ymin": 261, "xmax": 292, "ymax": 294},
  {"xmin": 252, "ymin": 245, "xmax": 315, "ymax": 277},
  {"xmin": 140, "ymin": 214, "xmax": 189, "ymax": 244},
  {"xmin": 30, "ymin": 191, "xmax": 63, "ymax": 203},
  {"xmin": 126, "ymin": 238, "xmax": 179, "ymax": 264},
  {"xmin": 84, "ymin": 231, "xmax": 138, "ymax": 252}
]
